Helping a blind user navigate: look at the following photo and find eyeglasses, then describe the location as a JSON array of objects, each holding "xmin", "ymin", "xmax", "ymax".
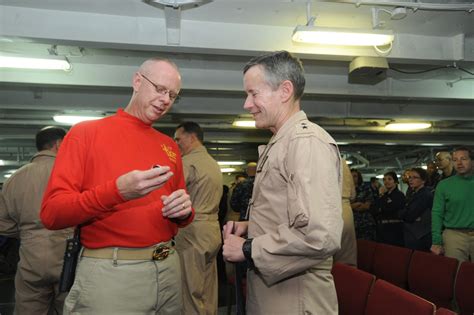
[{"xmin": 140, "ymin": 73, "xmax": 180, "ymax": 102}]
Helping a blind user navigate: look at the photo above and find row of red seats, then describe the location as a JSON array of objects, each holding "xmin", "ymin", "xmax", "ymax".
[
  {"xmin": 356, "ymin": 239, "xmax": 473, "ymax": 314},
  {"xmin": 332, "ymin": 262, "xmax": 456, "ymax": 315}
]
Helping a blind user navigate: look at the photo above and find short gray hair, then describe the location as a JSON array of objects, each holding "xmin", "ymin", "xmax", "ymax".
[
  {"xmin": 243, "ymin": 51, "xmax": 305, "ymax": 100},
  {"xmin": 139, "ymin": 57, "xmax": 179, "ymax": 75}
]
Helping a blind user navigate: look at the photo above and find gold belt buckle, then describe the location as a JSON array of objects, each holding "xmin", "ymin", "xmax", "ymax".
[{"xmin": 152, "ymin": 245, "xmax": 170, "ymax": 261}]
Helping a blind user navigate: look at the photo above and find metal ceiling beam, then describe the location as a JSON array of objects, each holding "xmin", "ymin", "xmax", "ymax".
[{"xmin": 1, "ymin": 5, "xmax": 472, "ymax": 62}]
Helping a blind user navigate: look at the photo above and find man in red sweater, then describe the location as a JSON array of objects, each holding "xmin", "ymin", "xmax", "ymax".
[{"xmin": 40, "ymin": 57, "xmax": 194, "ymax": 314}]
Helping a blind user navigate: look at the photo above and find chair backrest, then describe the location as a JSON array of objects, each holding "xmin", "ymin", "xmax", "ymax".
[
  {"xmin": 435, "ymin": 307, "xmax": 457, "ymax": 315},
  {"xmin": 366, "ymin": 279, "xmax": 436, "ymax": 315},
  {"xmin": 455, "ymin": 261, "xmax": 474, "ymax": 315},
  {"xmin": 357, "ymin": 239, "xmax": 377, "ymax": 273},
  {"xmin": 408, "ymin": 250, "xmax": 458, "ymax": 309},
  {"xmin": 372, "ymin": 243, "xmax": 413, "ymax": 288},
  {"xmin": 332, "ymin": 262, "xmax": 375, "ymax": 315}
]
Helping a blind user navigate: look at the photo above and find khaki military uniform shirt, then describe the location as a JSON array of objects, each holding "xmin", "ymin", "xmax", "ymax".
[
  {"xmin": 247, "ymin": 111, "xmax": 343, "ymax": 314},
  {"xmin": 0, "ymin": 150, "xmax": 72, "ymax": 314},
  {"xmin": 175, "ymin": 145, "xmax": 223, "ymax": 315}
]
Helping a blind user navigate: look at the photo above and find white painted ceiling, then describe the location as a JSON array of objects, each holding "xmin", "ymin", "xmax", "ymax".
[{"xmin": 0, "ymin": 0, "xmax": 473, "ymax": 179}]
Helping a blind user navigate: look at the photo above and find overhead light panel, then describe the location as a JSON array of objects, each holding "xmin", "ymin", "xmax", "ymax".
[
  {"xmin": 292, "ymin": 1, "xmax": 394, "ymax": 47},
  {"xmin": 292, "ymin": 26, "xmax": 394, "ymax": 46},
  {"xmin": 420, "ymin": 143, "xmax": 444, "ymax": 147},
  {"xmin": 0, "ymin": 54, "xmax": 71, "ymax": 71},
  {"xmin": 220, "ymin": 167, "xmax": 237, "ymax": 173},
  {"xmin": 217, "ymin": 161, "xmax": 246, "ymax": 166},
  {"xmin": 385, "ymin": 122, "xmax": 431, "ymax": 131},
  {"xmin": 233, "ymin": 120, "xmax": 256, "ymax": 128},
  {"xmin": 53, "ymin": 114, "xmax": 103, "ymax": 125}
]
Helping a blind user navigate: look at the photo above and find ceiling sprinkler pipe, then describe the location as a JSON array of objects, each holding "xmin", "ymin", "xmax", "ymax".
[{"xmin": 336, "ymin": 0, "xmax": 474, "ymax": 12}]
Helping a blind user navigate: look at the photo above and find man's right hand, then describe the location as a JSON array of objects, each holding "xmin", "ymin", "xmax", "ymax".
[
  {"xmin": 222, "ymin": 221, "xmax": 248, "ymax": 240},
  {"xmin": 430, "ymin": 244, "xmax": 444, "ymax": 255},
  {"xmin": 116, "ymin": 166, "xmax": 173, "ymax": 200}
]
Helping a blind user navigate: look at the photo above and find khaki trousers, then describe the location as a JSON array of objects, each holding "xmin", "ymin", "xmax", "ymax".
[
  {"xmin": 63, "ymin": 247, "xmax": 181, "ymax": 315},
  {"xmin": 14, "ymin": 232, "xmax": 69, "ymax": 315},
  {"xmin": 333, "ymin": 200, "xmax": 357, "ymax": 267},
  {"xmin": 175, "ymin": 220, "xmax": 221, "ymax": 315},
  {"xmin": 247, "ymin": 257, "xmax": 338, "ymax": 315},
  {"xmin": 443, "ymin": 229, "xmax": 474, "ymax": 263}
]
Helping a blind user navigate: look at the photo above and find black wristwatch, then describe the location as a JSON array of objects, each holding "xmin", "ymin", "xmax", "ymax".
[{"xmin": 242, "ymin": 238, "xmax": 255, "ymax": 269}]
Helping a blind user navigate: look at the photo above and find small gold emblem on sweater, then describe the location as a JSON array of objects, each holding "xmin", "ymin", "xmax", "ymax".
[{"xmin": 161, "ymin": 144, "xmax": 177, "ymax": 163}]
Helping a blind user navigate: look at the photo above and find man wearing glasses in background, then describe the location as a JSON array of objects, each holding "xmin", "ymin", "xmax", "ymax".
[{"xmin": 41, "ymin": 57, "xmax": 194, "ymax": 314}]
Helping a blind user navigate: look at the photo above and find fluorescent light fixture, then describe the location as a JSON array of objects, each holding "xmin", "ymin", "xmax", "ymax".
[
  {"xmin": 53, "ymin": 115, "xmax": 103, "ymax": 125},
  {"xmin": 384, "ymin": 122, "xmax": 431, "ymax": 131},
  {"xmin": 420, "ymin": 143, "xmax": 444, "ymax": 147},
  {"xmin": 292, "ymin": 26, "xmax": 394, "ymax": 46},
  {"xmin": 345, "ymin": 160, "xmax": 353, "ymax": 165},
  {"xmin": 233, "ymin": 120, "xmax": 256, "ymax": 128},
  {"xmin": 337, "ymin": 142, "xmax": 349, "ymax": 145},
  {"xmin": 217, "ymin": 161, "xmax": 245, "ymax": 166},
  {"xmin": 4, "ymin": 169, "xmax": 18, "ymax": 178},
  {"xmin": 376, "ymin": 174, "xmax": 384, "ymax": 179},
  {"xmin": 220, "ymin": 167, "xmax": 236, "ymax": 173},
  {"xmin": 384, "ymin": 143, "xmax": 398, "ymax": 146},
  {"xmin": 0, "ymin": 54, "xmax": 71, "ymax": 71}
]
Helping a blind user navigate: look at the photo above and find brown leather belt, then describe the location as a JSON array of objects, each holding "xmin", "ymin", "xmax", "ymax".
[{"xmin": 82, "ymin": 241, "xmax": 174, "ymax": 261}]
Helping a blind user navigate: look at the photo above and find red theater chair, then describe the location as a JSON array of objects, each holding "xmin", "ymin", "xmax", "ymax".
[
  {"xmin": 372, "ymin": 243, "xmax": 413, "ymax": 289},
  {"xmin": 366, "ymin": 279, "xmax": 436, "ymax": 315},
  {"xmin": 356, "ymin": 239, "xmax": 377, "ymax": 273},
  {"xmin": 408, "ymin": 250, "xmax": 458, "ymax": 309},
  {"xmin": 455, "ymin": 261, "xmax": 474, "ymax": 315},
  {"xmin": 331, "ymin": 262, "xmax": 375, "ymax": 315}
]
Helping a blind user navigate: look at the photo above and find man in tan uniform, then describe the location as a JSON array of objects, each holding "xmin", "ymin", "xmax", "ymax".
[
  {"xmin": 333, "ymin": 159, "xmax": 357, "ymax": 266},
  {"xmin": 174, "ymin": 121, "xmax": 223, "ymax": 315},
  {"xmin": 223, "ymin": 51, "xmax": 343, "ymax": 314},
  {"xmin": 0, "ymin": 126, "xmax": 71, "ymax": 315}
]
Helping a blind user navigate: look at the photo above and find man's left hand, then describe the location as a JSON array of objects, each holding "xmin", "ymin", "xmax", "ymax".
[
  {"xmin": 161, "ymin": 189, "xmax": 192, "ymax": 220},
  {"xmin": 223, "ymin": 234, "xmax": 246, "ymax": 262}
]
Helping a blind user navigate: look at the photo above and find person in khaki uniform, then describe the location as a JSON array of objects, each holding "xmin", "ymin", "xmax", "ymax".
[
  {"xmin": 174, "ymin": 122, "xmax": 223, "ymax": 315},
  {"xmin": 333, "ymin": 159, "xmax": 357, "ymax": 266},
  {"xmin": 0, "ymin": 126, "xmax": 71, "ymax": 315},
  {"xmin": 223, "ymin": 51, "xmax": 343, "ymax": 314}
]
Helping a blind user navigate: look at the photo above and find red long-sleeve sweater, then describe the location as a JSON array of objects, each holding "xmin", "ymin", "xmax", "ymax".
[{"xmin": 40, "ymin": 109, "xmax": 193, "ymax": 248}]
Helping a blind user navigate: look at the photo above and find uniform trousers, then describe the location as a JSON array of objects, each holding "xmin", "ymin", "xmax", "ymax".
[
  {"xmin": 63, "ymin": 243, "xmax": 181, "ymax": 315},
  {"xmin": 175, "ymin": 219, "xmax": 221, "ymax": 315},
  {"xmin": 443, "ymin": 229, "xmax": 474, "ymax": 263},
  {"xmin": 14, "ymin": 232, "xmax": 69, "ymax": 315},
  {"xmin": 333, "ymin": 199, "xmax": 357, "ymax": 266}
]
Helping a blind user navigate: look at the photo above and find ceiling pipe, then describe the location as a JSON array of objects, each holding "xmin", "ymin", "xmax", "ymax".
[{"xmin": 334, "ymin": 0, "xmax": 474, "ymax": 12}]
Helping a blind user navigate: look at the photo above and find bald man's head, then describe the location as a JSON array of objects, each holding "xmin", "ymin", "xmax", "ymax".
[{"xmin": 435, "ymin": 151, "xmax": 452, "ymax": 170}]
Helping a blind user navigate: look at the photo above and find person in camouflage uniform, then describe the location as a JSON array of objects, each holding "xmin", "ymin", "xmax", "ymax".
[{"xmin": 351, "ymin": 169, "xmax": 376, "ymax": 240}]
